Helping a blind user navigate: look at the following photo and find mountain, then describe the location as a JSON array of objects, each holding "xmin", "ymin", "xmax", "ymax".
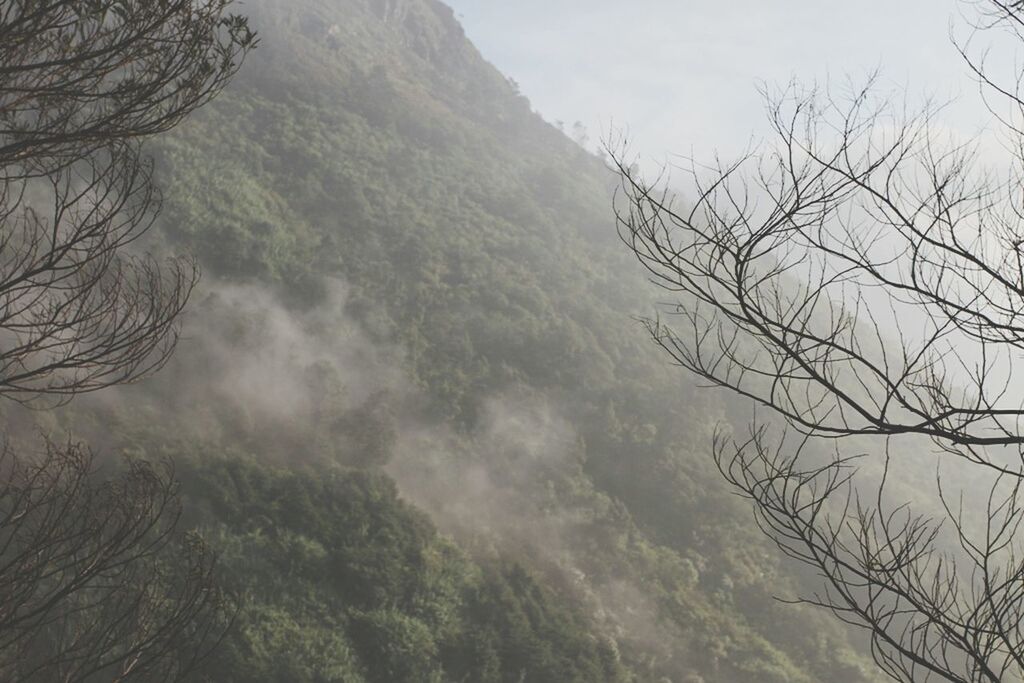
[{"xmin": 37, "ymin": 0, "xmax": 885, "ymax": 680}]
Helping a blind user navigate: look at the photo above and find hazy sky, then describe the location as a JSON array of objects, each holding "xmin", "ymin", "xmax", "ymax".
[{"xmin": 445, "ymin": 1, "xmax": 1003, "ymax": 164}]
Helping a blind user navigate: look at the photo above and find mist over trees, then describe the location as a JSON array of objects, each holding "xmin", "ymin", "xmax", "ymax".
[
  {"xmin": 615, "ymin": 1, "xmax": 1024, "ymax": 680},
  {"xmin": 0, "ymin": 1, "xmax": 253, "ymax": 680},
  {"xmin": 119, "ymin": 1, "xmax": 888, "ymax": 679}
]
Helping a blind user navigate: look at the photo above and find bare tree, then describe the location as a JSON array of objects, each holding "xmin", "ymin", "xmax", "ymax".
[
  {"xmin": 614, "ymin": 2, "xmax": 1024, "ymax": 681},
  {"xmin": 0, "ymin": 0, "xmax": 253, "ymax": 168},
  {"xmin": 0, "ymin": 1, "xmax": 255, "ymax": 680},
  {"xmin": 0, "ymin": 442, "xmax": 228, "ymax": 683},
  {"xmin": 0, "ymin": 0, "xmax": 255, "ymax": 404}
]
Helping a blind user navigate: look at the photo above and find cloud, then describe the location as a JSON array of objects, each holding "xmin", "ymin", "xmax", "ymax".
[{"xmin": 388, "ymin": 389, "xmax": 685, "ymax": 659}]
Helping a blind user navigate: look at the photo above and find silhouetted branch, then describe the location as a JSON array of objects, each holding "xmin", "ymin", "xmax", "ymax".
[
  {"xmin": 0, "ymin": 1, "xmax": 253, "ymax": 679},
  {"xmin": 614, "ymin": 1, "xmax": 1024, "ymax": 680},
  {"xmin": 0, "ymin": 0, "xmax": 255, "ymax": 403},
  {"xmin": 0, "ymin": 442, "xmax": 230, "ymax": 683}
]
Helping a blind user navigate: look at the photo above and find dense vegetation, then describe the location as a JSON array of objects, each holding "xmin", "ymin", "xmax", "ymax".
[
  {"xmin": 170, "ymin": 456, "xmax": 628, "ymax": 682},
  {"xmin": 28, "ymin": 0, "xmax": 892, "ymax": 680}
]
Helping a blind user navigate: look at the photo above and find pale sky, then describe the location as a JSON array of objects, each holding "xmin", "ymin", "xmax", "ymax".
[
  {"xmin": 445, "ymin": 1, "xmax": 1006, "ymax": 165},
  {"xmin": 443, "ymin": 1, "xmax": 1024, "ymax": 403}
]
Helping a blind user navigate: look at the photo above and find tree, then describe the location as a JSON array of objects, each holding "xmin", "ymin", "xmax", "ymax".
[
  {"xmin": 614, "ymin": 1, "xmax": 1024, "ymax": 681},
  {"xmin": 0, "ymin": 0, "xmax": 255, "ymax": 404},
  {"xmin": 0, "ymin": 1, "xmax": 254, "ymax": 680},
  {"xmin": 0, "ymin": 443, "xmax": 227, "ymax": 683}
]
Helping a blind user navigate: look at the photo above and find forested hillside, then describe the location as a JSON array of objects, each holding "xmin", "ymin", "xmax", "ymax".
[{"xmin": 29, "ymin": 0, "xmax": 887, "ymax": 680}]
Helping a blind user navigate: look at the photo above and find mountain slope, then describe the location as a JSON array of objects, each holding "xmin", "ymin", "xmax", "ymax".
[{"xmin": 50, "ymin": 0, "xmax": 888, "ymax": 680}]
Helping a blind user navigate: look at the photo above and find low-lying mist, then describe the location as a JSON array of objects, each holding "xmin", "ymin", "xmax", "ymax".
[{"xmin": 40, "ymin": 274, "xmax": 685, "ymax": 660}]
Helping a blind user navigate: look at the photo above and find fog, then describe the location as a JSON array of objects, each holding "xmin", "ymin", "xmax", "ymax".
[{"xmin": 57, "ymin": 274, "xmax": 686, "ymax": 663}]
